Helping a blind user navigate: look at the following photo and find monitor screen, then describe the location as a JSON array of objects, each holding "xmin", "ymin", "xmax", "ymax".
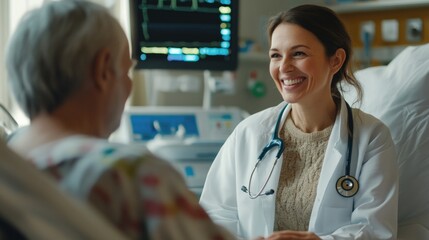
[{"xmin": 129, "ymin": 0, "xmax": 239, "ymax": 71}]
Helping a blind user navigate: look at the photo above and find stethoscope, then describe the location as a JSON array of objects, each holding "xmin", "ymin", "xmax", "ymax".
[{"xmin": 241, "ymin": 102, "xmax": 359, "ymax": 199}]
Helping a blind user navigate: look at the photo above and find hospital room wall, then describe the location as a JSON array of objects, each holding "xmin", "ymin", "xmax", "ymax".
[
  {"xmin": 129, "ymin": 0, "xmax": 428, "ymax": 115},
  {"xmin": 129, "ymin": 0, "xmax": 325, "ymax": 115},
  {"xmin": 337, "ymin": 4, "xmax": 429, "ymax": 69}
]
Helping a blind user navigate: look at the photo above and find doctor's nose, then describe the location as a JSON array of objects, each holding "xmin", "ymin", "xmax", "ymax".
[{"xmin": 279, "ymin": 58, "xmax": 295, "ymax": 73}]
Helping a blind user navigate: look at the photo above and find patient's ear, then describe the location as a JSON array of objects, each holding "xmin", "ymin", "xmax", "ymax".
[
  {"xmin": 330, "ymin": 48, "xmax": 346, "ymax": 75},
  {"xmin": 93, "ymin": 48, "xmax": 113, "ymax": 91}
]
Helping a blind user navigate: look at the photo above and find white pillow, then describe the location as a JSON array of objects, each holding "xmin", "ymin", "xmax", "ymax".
[{"xmin": 344, "ymin": 44, "xmax": 429, "ymax": 236}]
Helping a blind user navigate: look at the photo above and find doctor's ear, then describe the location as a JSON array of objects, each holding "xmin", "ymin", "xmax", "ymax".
[{"xmin": 330, "ymin": 48, "xmax": 346, "ymax": 75}]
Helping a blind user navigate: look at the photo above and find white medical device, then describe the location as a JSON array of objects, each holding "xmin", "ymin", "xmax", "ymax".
[{"xmin": 116, "ymin": 106, "xmax": 247, "ymax": 196}]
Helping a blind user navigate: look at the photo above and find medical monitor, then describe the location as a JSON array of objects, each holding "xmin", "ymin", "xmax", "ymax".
[{"xmin": 129, "ymin": 0, "xmax": 239, "ymax": 71}]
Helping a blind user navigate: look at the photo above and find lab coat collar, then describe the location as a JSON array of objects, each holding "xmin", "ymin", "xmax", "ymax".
[
  {"xmin": 333, "ymin": 99, "xmax": 352, "ymax": 151},
  {"xmin": 261, "ymin": 99, "xmax": 350, "ymax": 152},
  {"xmin": 259, "ymin": 101, "xmax": 291, "ymax": 139}
]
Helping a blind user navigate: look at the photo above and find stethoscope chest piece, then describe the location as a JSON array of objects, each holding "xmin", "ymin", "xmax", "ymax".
[{"xmin": 336, "ymin": 175, "xmax": 359, "ymax": 198}]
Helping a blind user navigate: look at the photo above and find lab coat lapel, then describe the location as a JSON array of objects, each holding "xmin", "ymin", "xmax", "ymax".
[
  {"xmin": 308, "ymin": 99, "xmax": 350, "ymax": 230},
  {"xmin": 258, "ymin": 146, "xmax": 285, "ymax": 235},
  {"xmin": 257, "ymin": 102, "xmax": 290, "ymax": 235},
  {"xmin": 308, "ymin": 144, "xmax": 342, "ymax": 229}
]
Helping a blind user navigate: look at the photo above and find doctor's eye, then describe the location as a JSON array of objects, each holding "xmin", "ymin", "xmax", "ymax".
[
  {"xmin": 293, "ymin": 51, "xmax": 307, "ymax": 57},
  {"xmin": 270, "ymin": 53, "xmax": 281, "ymax": 59}
]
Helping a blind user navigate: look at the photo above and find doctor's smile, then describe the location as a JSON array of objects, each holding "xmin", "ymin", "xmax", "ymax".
[{"xmin": 281, "ymin": 78, "xmax": 305, "ymax": 87}]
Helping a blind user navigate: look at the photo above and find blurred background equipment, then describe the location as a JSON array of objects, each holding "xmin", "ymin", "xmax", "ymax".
[{"xmin": 114, "ymin": 106, "xmax": 248, "ymax": 197}]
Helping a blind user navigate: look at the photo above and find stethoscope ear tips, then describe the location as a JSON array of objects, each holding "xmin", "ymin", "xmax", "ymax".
[
  {"xmin": 241, "ymin": 186, "xmax": 275, "ymax": 196},
  {"xmin": 265, "ymin": 189, "xmax": 275, "ymax": 195}
]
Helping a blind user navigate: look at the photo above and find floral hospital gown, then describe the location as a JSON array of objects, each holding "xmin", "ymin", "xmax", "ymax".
[{"xmin": 25, "ymin": 135, "xmax": 234, "ymax": 240}]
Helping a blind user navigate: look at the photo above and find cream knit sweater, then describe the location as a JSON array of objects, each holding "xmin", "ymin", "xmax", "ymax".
[{"xmin": 274, "ymin": 116, "xmax": 333, "ymax": 231}]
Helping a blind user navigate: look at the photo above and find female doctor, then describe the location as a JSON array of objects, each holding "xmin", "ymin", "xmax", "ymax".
[{"xmin": 200, "ymin": 4, "xmax": 398, "ymax": 240}]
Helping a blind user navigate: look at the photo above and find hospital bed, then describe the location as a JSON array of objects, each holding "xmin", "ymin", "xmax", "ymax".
[{"xmin": 344, "ymin": 43, "xmax": 429, "ymax": 239}]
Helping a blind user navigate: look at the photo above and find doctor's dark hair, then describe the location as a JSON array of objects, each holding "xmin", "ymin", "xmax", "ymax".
[
  {"xmin": 267, "ymin": 4, "xmax": 363, "ymax": 102},
  {"xmin": 6, "ymin": 0, "xmax": 126, "ymax": 119}
]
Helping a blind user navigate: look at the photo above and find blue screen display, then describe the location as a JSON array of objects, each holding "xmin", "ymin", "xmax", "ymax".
[{"xmin": 130, "ymin": 114, "xmax": 199, "ymax": 141}]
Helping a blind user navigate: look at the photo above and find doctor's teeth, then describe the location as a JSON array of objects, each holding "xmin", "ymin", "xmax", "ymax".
[{"xmin": 283, "ymin": 79, "xmax": 303, "ymax": 85}]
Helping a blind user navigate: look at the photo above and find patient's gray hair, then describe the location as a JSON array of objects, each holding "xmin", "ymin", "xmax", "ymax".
[{"xmin": 6, "ymin": 0, "xmax": 126, "ymax": 119}]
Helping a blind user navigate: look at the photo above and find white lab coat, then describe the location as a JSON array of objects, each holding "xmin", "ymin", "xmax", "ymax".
[{"xmin": 200, "ymin": 98, "xmax": 398, "ymax": 240}]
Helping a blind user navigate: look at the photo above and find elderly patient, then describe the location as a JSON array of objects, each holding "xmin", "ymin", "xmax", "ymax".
[{"xmin": 6, "ymin": 1, "xmax": 234, "ymax": 240}]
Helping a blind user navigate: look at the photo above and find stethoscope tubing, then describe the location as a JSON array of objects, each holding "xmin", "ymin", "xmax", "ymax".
[
  {"xmin": 242, "ymin": 101, "xmax": 359, "ymax": 199},
  {"xmin": 246, "ymin": 157, "xmax": 279, "ymax": 199}
]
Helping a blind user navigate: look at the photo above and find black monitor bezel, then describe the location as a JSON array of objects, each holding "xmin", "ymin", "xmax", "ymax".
[{"xmin": 129, "ymin": 0, "xmax": 239, "ymax": 71}]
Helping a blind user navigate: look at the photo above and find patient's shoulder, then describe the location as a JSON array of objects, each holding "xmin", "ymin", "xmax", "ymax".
[{"xmin": 23, "ymin": 135, "xmax": 177, "ymax": 186}]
